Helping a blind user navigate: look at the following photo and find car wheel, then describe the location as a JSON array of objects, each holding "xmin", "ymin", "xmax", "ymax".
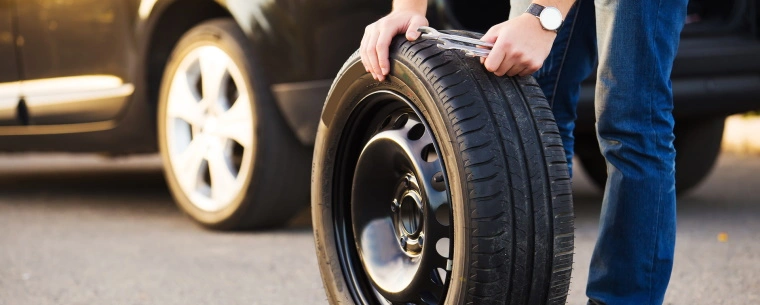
[
  {"xmin": 312, "ymin": 32, "xmax": 574, "ymax": 304},
  {"xmin": 158, "ymin": 18, "xmax": 310, "ymax": 230},
  {"xmin": 576, "ymin": 117, "xmax": 725, "ymax": 195}
]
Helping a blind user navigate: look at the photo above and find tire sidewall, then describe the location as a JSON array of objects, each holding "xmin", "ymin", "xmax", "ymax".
[
  {"xmin": 312, "ymin": 55, "xmax": 470, "ymax": 304},
  {"xmin": 157, "ymin": 19, "xmax": 260, "ymax": 228}
]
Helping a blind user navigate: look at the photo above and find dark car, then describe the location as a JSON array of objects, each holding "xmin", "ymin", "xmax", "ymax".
[
  {"xmin": 0, "ymin": 0, "xmax": 390, "ymax": 229},
  {"xmin": 0, "ymin": 0, "xmax": 756, "ymax": 229}
]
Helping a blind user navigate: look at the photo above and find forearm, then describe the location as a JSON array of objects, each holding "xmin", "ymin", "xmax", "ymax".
[
  {"xmin": 531, "ymin": 0, "xmax": 576, "ymax": 18},
  {"xmin": 392, "ymin": 0, "xmax": 427, "ymax": 15}
]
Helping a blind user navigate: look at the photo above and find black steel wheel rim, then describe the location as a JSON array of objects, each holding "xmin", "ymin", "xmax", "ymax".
[{"xmin": 333, "ymin": 90, "xmax": 454, "ymax": 305}]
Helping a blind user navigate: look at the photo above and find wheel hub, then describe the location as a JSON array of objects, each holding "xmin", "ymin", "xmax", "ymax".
[
  {"xmin": 349, "ymin": 105, "xmax": 452, "ymax": 304},
  {"xmin": 393, "ymin": 174, "xmax": 424, "ymax": 254},
  {"xmin": 201, "ymin": 116, "xmax": 218, "ymax": 135}
]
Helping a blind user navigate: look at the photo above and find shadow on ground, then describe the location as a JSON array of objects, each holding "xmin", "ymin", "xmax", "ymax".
[{"xmin": 0, "ymin": 153, "xmax": 313, "ymax": 230}]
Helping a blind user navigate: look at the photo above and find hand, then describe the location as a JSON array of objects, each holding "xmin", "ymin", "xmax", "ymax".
[
  {"xmin": 480, "ymin": 13, "xmax": 556, "ymax": 77},
  {"xmin": 361, "ymin": 10, "xmax": 428, "ymax": 81}
]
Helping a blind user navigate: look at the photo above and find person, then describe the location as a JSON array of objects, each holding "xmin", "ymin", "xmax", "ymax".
[{"xmin": 360, "ymin": 0, "xmax": 687, "ymax": 304}]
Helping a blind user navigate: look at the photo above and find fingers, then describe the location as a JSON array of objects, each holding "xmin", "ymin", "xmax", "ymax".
[
  {"xmin": 480, "ymin": 25, "xmax": 500, "ymax": 65},
  {"xmin": 518, "ymin": 60, "xmax": 543, "ymax": 77},
  {"xmin": 480, "ymin": 27, "xmax": 499, "ymax": 44},
  {"xmin": 487, "ymin": 44, "xmax": 542, "ymax": 77},
  {"xmin": 517, "ymin": 68, "xmax": 533, "ymax": 77},
  {"xmin": 360, "ymin": 28, "xmax": 371, "ymax": 73},
  {"xmin": 365, "ymin": 28, "xmax": 381, "ymax": 80},
  {"xmin": 405, "ymin": 28, "xmax": 421, "ymax": 41},
  {"xmin": 376, "ymin": 29, "xmax": 395, "ymax": 81},
  {"xmin": 493, "ymin": 52, "xmax": 542, "ymax": 77},
  {"xmin": 482, "ymin": 29, "xmax": 547, "ymax": 77},
  {"xmin": 505, "ymin": 61, "xmax": 527, "ymax": 77},
  {"xmin": 518, "ymin": 67, "xmax": 535, "ymax": 77},
  {"xmin": 483, "ymin": 40, "xmax": 506, "ymax": 75},
  {"xmin": 479, "ymin": 15, "xmax": 558, "ymax": 78},
  {"xmin": 499, "ymin": 47, "xmax": 527, "ymax": 76},
  {"xmin": 360, "ymin": 12, "xmax": 429, "ymax": 81},
  {"xmin": 405, "ymin": 16, "xmax": 428, "ymax": 41}
]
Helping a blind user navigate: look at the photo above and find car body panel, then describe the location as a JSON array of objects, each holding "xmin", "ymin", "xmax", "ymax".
[
  {"xmin": 0, "ymin": 0, "xmax": 390, "ymax": 152},
  {"xmin": 217, "ymin": 0, "xmax": 389, "ymax": 146},
  {"xmin": 14, "ymin": 0, "xmax": 136, "ymax": 125},
  {"xmin": 18, "ymin": 75, "xmax": 135, "ymax": 125},
  {"xmin": 0, "ymin": 0, "xmax": 20, "ymax": 125},
  {"xmin": 218, "ymin": 0, "xmax": 390, "ymax": 83}
]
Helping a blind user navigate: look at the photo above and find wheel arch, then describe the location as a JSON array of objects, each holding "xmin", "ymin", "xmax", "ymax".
[{"xmin": 143, "ymin": 1, "xmax": 232, "ymax": 109}]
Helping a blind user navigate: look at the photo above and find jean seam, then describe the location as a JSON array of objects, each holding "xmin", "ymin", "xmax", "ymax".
[
  {"xmin": 548, "ymin": 0, "xmax": 582, "ymax": 108},
  {"xmin": 647, "ymin": 0, "xmax": 667, "ymax": 303}
]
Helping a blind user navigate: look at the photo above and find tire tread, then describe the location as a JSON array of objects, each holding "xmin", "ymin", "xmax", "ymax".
[{"xmin": 389, "ymin": 33, "xmax": 574, "ymax": 305}]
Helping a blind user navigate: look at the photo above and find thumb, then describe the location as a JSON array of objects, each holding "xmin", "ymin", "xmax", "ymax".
[
  {"xmin": 480, "ymin": 25, "xmax": 500, "ymax": 44},
  {"xmin": 480, "ymin": 25, "xmax": 500, "ymax": 64},
  {"xmin": 405, "ymin": 16, "xmax": 428, "ymax": 41}
]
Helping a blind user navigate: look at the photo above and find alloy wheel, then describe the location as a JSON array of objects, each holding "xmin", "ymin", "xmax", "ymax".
[{"xmin": 165, "ymin": 45, "xmax": 254, "ymax": 212}]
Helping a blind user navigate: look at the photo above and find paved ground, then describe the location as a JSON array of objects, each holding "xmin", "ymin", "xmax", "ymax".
[{"xmin": 0, "ymin": 153, "xmax": 758, "ymax": 305}]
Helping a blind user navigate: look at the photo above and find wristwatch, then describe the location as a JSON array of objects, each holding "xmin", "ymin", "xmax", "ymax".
[{"xmin": 525, "ymin": 3, "xmax": 563, "ymax": 32}]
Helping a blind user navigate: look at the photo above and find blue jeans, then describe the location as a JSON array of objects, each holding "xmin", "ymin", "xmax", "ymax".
[{"xmin": 510, "ymin": 0, "xmax": 686, "ymax": 304}]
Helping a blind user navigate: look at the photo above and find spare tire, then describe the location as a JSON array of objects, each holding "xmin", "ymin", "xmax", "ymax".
[{"xmin": 312, "ymin": 32, "xmax": 574, "ymax": 305}]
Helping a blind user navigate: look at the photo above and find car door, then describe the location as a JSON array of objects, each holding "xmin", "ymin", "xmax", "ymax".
[
  {"xmin": 15, "ymin": 0, "xmax": 135, "ymax": 125},
  {"xmin": 0, "ymin": 0, "xmax": 20, "ymax": 126}
]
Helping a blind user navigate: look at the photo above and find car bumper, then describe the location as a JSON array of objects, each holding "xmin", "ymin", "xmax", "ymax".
[{"xmin": 575, "ymin": 35, "xmax": 760, "ymax": 132}]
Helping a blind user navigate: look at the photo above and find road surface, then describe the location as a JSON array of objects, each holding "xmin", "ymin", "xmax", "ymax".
[{"xmin": 0, "ymin": 153, "xmax": 757, "ymax": 304}]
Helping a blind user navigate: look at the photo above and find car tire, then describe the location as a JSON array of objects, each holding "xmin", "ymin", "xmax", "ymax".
[
  {"xmin": 312, "ymin": 32, "xmax": 574, "ymax": 305},
  {"xmin": 576, "ymin": 117, "xmax": 725, "ymax": 195},
  {"xmin": 157, "ymin": 18, "xmax": 310, "ymax": 230}
]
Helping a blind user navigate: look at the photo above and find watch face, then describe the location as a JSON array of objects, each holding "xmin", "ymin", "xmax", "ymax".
[{"xmin": 539, "ymin": 7, "xmax": 563, "ymax": 31}]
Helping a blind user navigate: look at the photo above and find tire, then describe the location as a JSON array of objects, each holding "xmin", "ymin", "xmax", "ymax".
[
  {"xmin": 312, "ymin": 32, "xmax": 574, "ymax": 305},
  {"xmin": 157, "ymin": 18, "xmax": 310, "ymax": 230},
  {"xmin": 577, "ymin": 117, "xmax": 724, "ymax": 195}
]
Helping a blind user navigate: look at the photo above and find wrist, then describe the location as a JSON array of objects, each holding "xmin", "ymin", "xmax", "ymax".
[{"xmin": 392, "ymin": 0, "xmax": 427, "ymax": 15}]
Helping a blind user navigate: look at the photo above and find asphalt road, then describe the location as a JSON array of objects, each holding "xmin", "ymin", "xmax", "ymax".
[{"xmin": 0, "ymin": 153, "xmax": 758, "ymax": 305}]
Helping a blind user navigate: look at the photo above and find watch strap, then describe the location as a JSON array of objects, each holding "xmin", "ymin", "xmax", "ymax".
[{"xmin": 525, "ymin": 3, "xmax": 546, "ymax": 18}]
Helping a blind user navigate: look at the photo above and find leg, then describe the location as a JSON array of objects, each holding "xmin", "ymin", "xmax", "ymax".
[
  {"xmin": 510, "ymin": 0, "xmax": 597, "ymax": 177},
  {"xmin": 588, "ymin": 0, "xmax": 687, "ymax": 304}
]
